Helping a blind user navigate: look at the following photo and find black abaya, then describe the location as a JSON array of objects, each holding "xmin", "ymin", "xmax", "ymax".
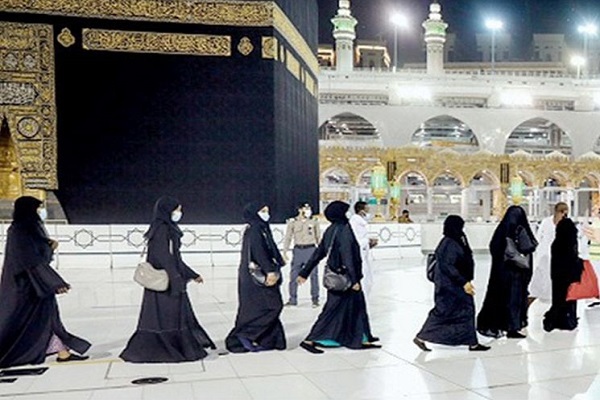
[
  {"xmin": 477, "ymin": 206, "xmax": 538, "ymax": 336},
  {"xmin": 225, "ymin": 220, "xmax": 286, "ymax": 353},
  {"xmin": 121, "ymin": 198, "xmax": 215, "ymax": 363},
  {"xmin": 417, "ymin": 237, "xmax": 477, "ymax": 346},
  {"xmin": 299, "ymin": 211, "xmax": 376, "ymax": 349},
  {"xmin": 0, "ymin": 198, "xmax": 90, "ymax": 368},
  {"xmin": 543, "ymin": 218, "xmax": 582, "ymax": 332}
]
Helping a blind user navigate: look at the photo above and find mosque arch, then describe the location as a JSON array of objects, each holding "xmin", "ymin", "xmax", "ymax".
[
  {"xmin": 319, "ymin": 112, "xmax": 380, "ymax": 141},
  {"xmin": 320, "ymin": 167, "xmax": 352, "ymax": 187},
  {"xmin": 411, "ymin": 115, "xmax": 480, "ymax": 153},
  {"xmin": 396, "ymin": 170, "xmax": 429, "ymax": 187},
  {"xmin": 505, "ymin": 118, "xmax": 573, "ymax": 156}
]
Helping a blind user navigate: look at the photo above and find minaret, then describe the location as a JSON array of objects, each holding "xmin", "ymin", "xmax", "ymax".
[
  {"xmin": 332, "ymin": 0, "xmax": 357, "ymax": 73},
  {"xmin": 422, "ymin": 1, "xmax": 448, "ymax": 75}
]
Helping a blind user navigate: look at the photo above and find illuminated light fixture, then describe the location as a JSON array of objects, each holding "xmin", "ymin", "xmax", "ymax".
[
  {"xmin": 594, "ymin": 93, "xmax": 600, "ymax": 106},
  {"xmin": 500, "ymin": 91, "xmax": 533, "ymax": 107},
  {"xmin": 397, "ymin": 86, "xmax": 432, "ymax": 101},
  {"xmin": 485, "ymin": 19, "xmax": 504, "ymax": 31},
  {"xmin": 578, "ymin": 23, "xmax": 599, "ymax": 36},
  {"xmin": 571, "ymin": 55, "xmax": 586, "ymax": 67}
]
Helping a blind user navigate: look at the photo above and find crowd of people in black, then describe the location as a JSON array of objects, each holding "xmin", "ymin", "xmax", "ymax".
[{"xmin": 0, "ymin": 195, "xmax": 591, "ymax": 367}]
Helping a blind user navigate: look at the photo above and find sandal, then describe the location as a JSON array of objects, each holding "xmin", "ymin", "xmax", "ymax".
[{"xmin": 412, "ymin": 337, "xmax": 431, "ymax": 352}]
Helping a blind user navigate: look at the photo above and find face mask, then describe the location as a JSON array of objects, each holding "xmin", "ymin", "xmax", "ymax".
[
  {"xmin": 364, "ymin": 213, "xmax": 373, "ymax": 221},
  {"xmin": 171, "ymin": 210, "xmax": 182, "ymax": 223},
  {"xmin": 304, "ymin": 210, "xmax": 312, "ymax": 218},
  {"xmin": 345, "ymin": 211, "xmax": 353, "ymax": 219},
  {"xmin": 38, "ymin": 208, "xmax": 47, "ymax": 221},
  {"xmin": 258, "ymin": 211, "xmax": 270, "ymax": 222}
]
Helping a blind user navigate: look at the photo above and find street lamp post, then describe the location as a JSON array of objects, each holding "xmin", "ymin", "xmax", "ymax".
[
  {"xmin": 390, "ymin": 14, "xmax": 407, "ymax": 72},
  {"xmin": 571, "ymin": 55, "xmax": 586, "ymax": 79},
  {"xmin": 485, "ymin": 19, "xmax": 503, "ymax": 75},
  {"xmin": 578, "ymin": 23, "xmax": 598, "ymax": 78}
]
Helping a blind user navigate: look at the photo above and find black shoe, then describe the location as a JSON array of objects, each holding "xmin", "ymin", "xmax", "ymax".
[
  {"xmin": 370, "ymin": 336, "xmax": 380, "ymax": 342},
  {"xmin": 506, "ymin": 331, "xmax": 526, "ymax": 339},
  {"xmin": 56, "ymin": 354, "xmax": 89, "ymax": 363},
  {"xmin": 312, "ymin": 301, "xmax": 320, "ymax": 308},
  {"xmin": 300, "ymin": 341, "xmax": 324, "ymax": 354},
  {"xmin": 588, "ymin": 301, "xmax": 600, "ymax": 308},
  {"xmin": 477, "ymin": 329, "xmax": 504, "ymax": 339},
  {"xmin": 285, "ymin": 301, "xmax": 297, "ymax": 307},
  {"xmin": 469, "ymin": 344, "xmax": 491, "ymax": 351},
  {"xmin": 413, "ymin": 337, "xmax": 431, "ymax": 352}
]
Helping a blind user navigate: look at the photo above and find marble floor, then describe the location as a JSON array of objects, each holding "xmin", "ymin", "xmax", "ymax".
[{"xmin": 2, "ymin": 252, "xmax": 600, "ymax": 400}]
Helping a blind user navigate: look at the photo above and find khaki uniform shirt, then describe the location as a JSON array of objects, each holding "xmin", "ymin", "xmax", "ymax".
[{"xmin": 283, "ymin": 217, "xmax": 321, "ymax": 252}]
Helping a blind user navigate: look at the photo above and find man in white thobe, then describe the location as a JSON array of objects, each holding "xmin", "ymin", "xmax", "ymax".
[
  {"xmin": 529, "ymin": 202, "xmax": 569, "ymax": 305},
  {"xmin": 349, "ymin": 201, "xmax": 377, "ymax": 297}
]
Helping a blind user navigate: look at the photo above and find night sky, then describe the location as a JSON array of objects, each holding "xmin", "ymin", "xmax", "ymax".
[{"xmin": 317, "ymin": 0, "xmax": 599, "ymax": 62}]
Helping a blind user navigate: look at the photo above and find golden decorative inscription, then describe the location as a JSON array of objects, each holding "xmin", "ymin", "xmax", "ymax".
[
  {"xmin": 57, "ymin": 27, "xmax": 75, "ymax": 48},
  {"xmin": 285, "ymin": 49, "xmax": 301, "ymax": 80},
  {"xmin": 82, "ymin": 29, "xmax": 231, "ymax": 57},
  {"xmin": 0, "ymin": 22, "xmax": 57, "ymax": 190},
  {"xmin": 0, "ymin": 0, "xmax": 319, "ymax": 75},
  {"xmin": 261, "ymin": 36, "xmax": 277, "ymax": 60},
  {"xmin": 237, "ymin": 37, "xmax": 254, "ymax": 56}
]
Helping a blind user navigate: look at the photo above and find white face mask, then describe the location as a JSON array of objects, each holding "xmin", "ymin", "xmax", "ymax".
[
  {"xmin": 171, "ymin": 210, "xmax": 182, "ymax": 223},
  {"xmin": 38, "ymin": 207, "xmax": 47, "ymax": 221},
  {"xmin": 364, "ymin": 213, "xmax": 373, "ymax": 221},
  {"xmin": 258, "ymin": 211, "xmax": 270, "ymax": 222},
  {"xmin": 304, "ymin": 210, "xmax": 312, "ymax": 218},
  {"xmin": 345, "ymin": 211, "xmax": 353, "ymax": 219}
]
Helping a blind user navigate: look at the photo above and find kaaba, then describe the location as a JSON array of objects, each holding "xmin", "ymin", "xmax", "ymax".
[{"xmin": 0, "ymin": 0, "xmax": 319, "ymax": 223}]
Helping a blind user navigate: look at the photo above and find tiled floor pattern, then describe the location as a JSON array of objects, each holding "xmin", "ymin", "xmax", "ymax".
[{"xmin": 2, "ymin": 252, "xmax": 600, "ymax": 399}]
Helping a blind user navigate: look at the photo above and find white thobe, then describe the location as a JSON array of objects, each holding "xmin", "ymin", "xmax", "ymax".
[
  {"xmin": 530, "ymin": 216, "xmax": 555, "ymax": 301},
  {"xmin": 349, "ymin": 214, "xmax": 373, "ymax": 296}
]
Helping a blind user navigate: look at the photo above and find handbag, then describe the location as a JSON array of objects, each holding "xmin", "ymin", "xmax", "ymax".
[
  {"xmin": 426, "ymin": 253, "xmax": 436, "ymax": 282},
  {"xmin": 567, "ymin": 259, "xmax": 600, "ymax": 301},
  {"xmin": 133, "ymin": 243, "xmax": 169, "ymax": 292},
  {"xmin": 504, "ymin": 237, "xmax": 530, "ymax": 269},
  {"xmin": 246, "ymin": 228, "xmax": 280, "ymax": 287},
  {"xmin": 323, "ymin": 229, "xmax": 352, "ymax": 292}
]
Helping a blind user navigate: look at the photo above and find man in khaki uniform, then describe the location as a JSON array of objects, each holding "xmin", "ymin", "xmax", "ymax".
[{"xmin": 283, "ymin": 203, "xmax": 321, "ymax": 307}]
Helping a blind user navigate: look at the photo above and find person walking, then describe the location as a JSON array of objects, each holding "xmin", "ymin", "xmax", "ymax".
[
  {"xmin": 298, "ymin": 201, "xmax": 379, "ymax": 354},
  {"xmin": 121, "ymin": 196, "xmax": 215, "ymax": 363},
  {"xmin": 413, "ymin": 216, "xmax": 490, "ymax": 352},
  {"xmin": 283, "ymin": 203, "xmax": 321, "ymax": 307},
  {"xmin": 225, "ymin": 202, "xmax": 286, "ymax": 353},
  {"xmin": 0, "ymin": 196, "xmax": 91, "ymax": 367},
  {"xmin": 349, "ymin": 201, "xmax": 377, "ymax": 297},
  {"xmin": 529, "ymin": 202, "xmax": 569, "ymax": 306},
  {"xmin": 477, "ymin": 206, "xmax": 538, "ymax": 339},
  {"xmin": 543, "ymin": 218, "xmax": 583, "ymax": 332}
]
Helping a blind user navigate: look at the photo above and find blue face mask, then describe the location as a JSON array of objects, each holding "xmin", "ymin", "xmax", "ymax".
[
  {"xmin": 171, "ymin": 210, "xmax": 182, "ymax": 222},
  {"xmin": 258, "ymin": 211, "xmax": 270, "ymax": 222},
  {"xmin": 38, "ymin": 207, "xmax": 47, "ymax": 221}
]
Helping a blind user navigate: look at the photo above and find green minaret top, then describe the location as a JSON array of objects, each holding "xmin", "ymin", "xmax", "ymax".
[{"xmin": 332, "ymin": 0, "xmax": 357, "ymax": 41}]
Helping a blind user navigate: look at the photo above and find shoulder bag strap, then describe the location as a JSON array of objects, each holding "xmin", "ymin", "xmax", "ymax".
[{"xmin": 326, "ymin": 227, "xmax": 340, "ymax": 259}]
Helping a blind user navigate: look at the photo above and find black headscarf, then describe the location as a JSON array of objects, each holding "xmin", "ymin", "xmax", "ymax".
[
  {"xmin": 243, "ymin": 202, "xmax": 281, "ymax": 263},
  {"xmin": 490, "ymin": 205, "xmax": 536, "ymax": 256},
  {"xmin": 551, "ymin": 218, "xmax": 583, "ymax": 282},
  {"xmin": 324, "ymin": 201, "xmax": 349, "ymax": 224},
  {"xmin": 13, "ymin": 196, "xmax": 42, "ymax": 224},
  {"xmin": 11, "ymin": 196, "xmax": 47, "ymax": 240},
  {"xmin": 443, "ymin": 215, "xmax": 473, "ymax": 255},
  {"xmin": 145, "ymin": 196, "xmax": 183, "ymax": 240},
  {"xmin": 443, "ymin": 215, "xmax": 474, "ymax": 278}
]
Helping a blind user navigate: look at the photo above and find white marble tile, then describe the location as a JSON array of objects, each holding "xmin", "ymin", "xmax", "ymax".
[
  {"xmin": 241, "ymin": 374, "xmax": 329, "ymax": 400},
  {"xmin": 8, "ymin": 255, "xmax": 600, "ymax": 400}
]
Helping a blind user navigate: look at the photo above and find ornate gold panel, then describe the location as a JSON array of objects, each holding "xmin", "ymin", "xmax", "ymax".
[
  {"xmin": 82, "ymin": 29, "xmax": 231, "ymax": 57},
  {"xmin": 261, "ymin": 36, "xmax": 277, "ymax": 60},
  {"xmin": 0, "ymin": 0, "xmax": 319, "ymax": 75},
  {"xmin": 0, "ymin": 21, "xmax": 57, "ymax": 190}
]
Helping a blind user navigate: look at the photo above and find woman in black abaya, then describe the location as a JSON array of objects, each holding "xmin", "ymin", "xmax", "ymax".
[
  {"xmin": 414, "ymin": 216, "xmax": 489, "ymax": 352},
  {"xmin": 543, "ymin": 218, "xmax": 583, "ymax": 332},
  {"xmin": 477, "ymin": 205, "xmax": 538, "ymax": 339},
  {"xmin": 0, "ymin": 196, "xmax": 91, "ymax": 368},
  {"xmin": 121, "ymin": 196, "xmax": 215, "ymax": 363},
  {"xmin": 298, "ymin": 201, "xmax": 379, "ymax": 354},
  {"xmin": 225, "ymin": 202, "xmax": 286, "ymax": 353}
]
